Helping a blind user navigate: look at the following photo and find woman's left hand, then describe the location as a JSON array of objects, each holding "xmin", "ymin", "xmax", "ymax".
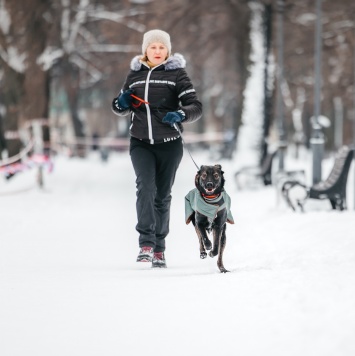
[{"xmin": 162, "ymin": 110, "xmax": 185, "ymax": 126}]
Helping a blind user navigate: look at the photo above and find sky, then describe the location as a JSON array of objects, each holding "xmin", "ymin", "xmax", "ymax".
[{"xmin": 1, "ymin": 149, "xmax": 355, "ymax": 356}]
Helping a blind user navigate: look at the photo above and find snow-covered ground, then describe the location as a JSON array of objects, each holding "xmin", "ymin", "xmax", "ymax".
[{"xmin": 1, "ymin": 149, "xmax": 355, "ymax": 356}]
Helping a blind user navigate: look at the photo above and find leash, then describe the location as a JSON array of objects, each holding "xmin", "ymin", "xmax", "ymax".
[
  {"xmin": 173, "ymin": 123, "xmax": 200, "ymax": 170},
  {"xmin": 130, "ymin": 94, "xmax": 150, "ymax": 108},
  {"xmin": 129, "ymin": 93, "xmax": 200, "ymax": 170}
]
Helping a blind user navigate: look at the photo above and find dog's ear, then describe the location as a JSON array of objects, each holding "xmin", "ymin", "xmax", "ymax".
[
  {"xmin": 221, "ymin": 172, "xmax": 225, "ymax": 189},
  {"xmin": 194, "ymin": 172, "xmax": 200, "ymax": 188},
  {"xmin": 214, "ymin": 164, "xmax": 224, "ymax": 174},
  {"xmin": 214, "ymin": 164, "xmax": 225, "ymax": 190}
]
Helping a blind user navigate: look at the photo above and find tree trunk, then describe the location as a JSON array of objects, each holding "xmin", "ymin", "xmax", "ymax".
[
  {"xmin": 20, "ymin": 0, "xmax": 52, "ymax": 154},
  {"xmin": 261, "ymin": 2, "xmax": 274, "ymax": 164},
  {"xmin": 0, "ymin": 66, "xmax": 25, "ymax": 161},
  {"xmin": 22, "ymin": 62, "xmax": 51, "ymax": 154},
  {"xmin": 60, "ymin": 59, "xmax": 86, "ymax": 157}
]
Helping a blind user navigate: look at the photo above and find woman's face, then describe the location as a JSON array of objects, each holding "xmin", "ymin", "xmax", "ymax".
[{"xmin": 146, "ymin": 42, "xmax": 169, "ymax": 66}]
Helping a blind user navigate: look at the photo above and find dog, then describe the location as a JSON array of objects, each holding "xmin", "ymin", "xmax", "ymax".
[{"xmin": 185, "ymin": 165, "xmax": 234, "ymax": 273}]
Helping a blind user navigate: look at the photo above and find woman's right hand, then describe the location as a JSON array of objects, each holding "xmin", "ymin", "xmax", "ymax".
[{"xmin": 117, "ymin": 89, "xmax": 134, "ymax": 109}]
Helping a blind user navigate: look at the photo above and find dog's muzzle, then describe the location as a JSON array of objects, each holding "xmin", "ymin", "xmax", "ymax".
[{"xmin": 205, "ymin": 181, "xmax": 216, "ymax": 193}]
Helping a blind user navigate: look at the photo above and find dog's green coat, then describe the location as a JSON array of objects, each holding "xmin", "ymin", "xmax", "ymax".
[{"xmin": 185, "ymin": 188, "xmax": 234, "ymax": 225}]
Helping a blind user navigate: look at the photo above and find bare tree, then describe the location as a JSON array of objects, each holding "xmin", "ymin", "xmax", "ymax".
[
  {"xmin": 274, "ymin": 0, "xmax": 355, "ymax": 150},
  {"xmin": 1, "ymin": 0, "xmax": 354, "ymax": 164},
  {"xmin": 0, "ymin": 0, "xmax": 145, "ymax": 158}
]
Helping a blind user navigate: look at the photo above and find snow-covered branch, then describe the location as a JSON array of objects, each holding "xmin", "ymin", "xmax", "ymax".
[
  {"xmin": 0, "ymin": 0, "xmax": 11, "ymax": 35},
  {"xmin": 70, "ymin": 53, "xmax": 102, "ymax": 86},
  {"xmin": 61, "ymin": 0, "xmax": 70, "ymax": 48},
  {"xmin": 67, "ymin": 0, "xmax": 90, "ymax": 53},
  {"xmin": 37, "ymin": 47, "xmax": 65, "ymax": 71},
  {"xmin": 78, "ymin": 27, "xmax": 98, "ymax": 45},
  {"xmin": 87, "ymin": 9, "xmax": 146, "ymax": 32},
  {"xmin": 78, "ymin": 44, "xmax": 140, "ymax": 53},
  {"xmin": 0, "ymin": 45, "xmax": 26, "ymax": 73}
]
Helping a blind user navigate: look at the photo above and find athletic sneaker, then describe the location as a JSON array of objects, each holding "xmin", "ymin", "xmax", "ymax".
[
  {"xmin": 152, "ymin": 252, "xmax": 167, "ymax": 268},
  {"xmin": 137, "ymin": 246, "xmax": 154, "ymax": 262}
]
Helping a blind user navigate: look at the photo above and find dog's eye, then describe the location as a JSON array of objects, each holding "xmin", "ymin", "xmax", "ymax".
[
  {"xmin": 213, "ymin": 173, "xmax": 219, "ymax": 179},
  {"xmin": 201, "ymin": 173, "xmax": 207, "ymax": 179}
]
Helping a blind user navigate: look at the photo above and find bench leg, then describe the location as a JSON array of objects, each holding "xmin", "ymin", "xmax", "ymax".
[
  {"xmin": 329, "ymin": 199, "xmax": 336, "ymax": 210},
  {"xmin": 330, "ymin": 197, "xmax": 347, "ymax": 211}
]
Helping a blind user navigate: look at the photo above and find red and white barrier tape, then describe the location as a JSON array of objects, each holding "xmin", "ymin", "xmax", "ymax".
[{"xmin": 0, "ymin": 153, "xmax": 53, "ymax": 175}]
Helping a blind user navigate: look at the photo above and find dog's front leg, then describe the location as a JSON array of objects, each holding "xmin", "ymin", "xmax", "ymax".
[
  {"xmin": 194, "ymin": 225, "xmax": 207, "ymax": 259},
  {"xmin": 217, "ymin": 224, "xmax": 228, "ymax": 273},
  {"xmin": 210, "ymin": 221, "xmax": 229, "ymax": 272},
  {"xmin": 194, "ymin": 214, "xmax": 212, "ymax": 259},
  {"xmin": 209, "ymin": 210, "xmax": 226, "ymax": 259},
  {"xmin": 209, "ymin": 226, "xmax": 220, "ymax": 258}
]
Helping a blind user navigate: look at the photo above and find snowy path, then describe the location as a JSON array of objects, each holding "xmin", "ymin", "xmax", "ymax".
[{"xmin": 1, "ymin": 152, "xmax": 355, "ymax": 356}]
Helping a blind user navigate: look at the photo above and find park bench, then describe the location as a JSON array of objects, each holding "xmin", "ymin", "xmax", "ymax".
[
  {"xmin": 234, "ymin": 150, "xmax": 278, "ymax": 189},
  {"xmin": 281, "ymin": 145, "xmax": 354, "ymax": 211},
  {"xmin": 235, "ymin": 149, "xmax": 305, "ymax": 189}
]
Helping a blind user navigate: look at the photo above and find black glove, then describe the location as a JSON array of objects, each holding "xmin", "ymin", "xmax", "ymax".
[
  {"xmin": 117, "ymin": 89, "xmax": 134, "ymax": 109},
  {"xmin": 162, "ymin": 110, "xmax": 185, "ymax": 127}
]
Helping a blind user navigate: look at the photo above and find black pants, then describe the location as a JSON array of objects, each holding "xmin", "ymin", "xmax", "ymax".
[{"xmin": 130, "ymin": 137, "xmax": 183, "ymax": 252}]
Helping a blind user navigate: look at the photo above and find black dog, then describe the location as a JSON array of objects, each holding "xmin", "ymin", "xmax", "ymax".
[{"xmin": 185, "ymin": 165, "xmax": 234, "ymax": 273}]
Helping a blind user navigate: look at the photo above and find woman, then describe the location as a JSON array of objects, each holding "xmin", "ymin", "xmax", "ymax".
[{"xmin": 112, "ymin": 29, "xmax": 202, "ymax": 268}]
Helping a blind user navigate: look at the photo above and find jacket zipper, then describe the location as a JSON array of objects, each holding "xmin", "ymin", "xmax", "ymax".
[
  {"xmin": 144, "ymin": 69, "xmax": 154, "ymax": 144},
  {"xmin": 143, "ymin": 62, "xmax": 164, "ymax": 145}
]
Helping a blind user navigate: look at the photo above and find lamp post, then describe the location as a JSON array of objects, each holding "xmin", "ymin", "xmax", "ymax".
[
  {"xmin": 276, "ymin": 0, "xmax": 286, "ymax": 171},
  {"xmin": 311, "ymin": 0, "xmax": 324, "ymax": 184}
]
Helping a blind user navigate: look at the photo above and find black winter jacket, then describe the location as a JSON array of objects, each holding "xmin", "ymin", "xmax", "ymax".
[{"xmin": 112, "ymin": 53, "xmax": 202, "ymax": 144}]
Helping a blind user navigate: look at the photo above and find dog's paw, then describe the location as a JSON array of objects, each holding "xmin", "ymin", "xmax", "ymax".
[
  {"xmin": 218, "ymin": 266, "xmax": 229, "ymax": 273},
  {"xmin": 200, "ymin": 252, "xmax": 207, "ymax": 259},
  {"xmin": 209, "ymin": 250, "xmax": 217, "ymax": 258},
  {"xmin": 203, "ymin": 238, "xmax": 212, "ymax": 250}
]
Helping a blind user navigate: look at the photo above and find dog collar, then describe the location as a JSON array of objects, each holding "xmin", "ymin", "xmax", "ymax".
[{"xmin": 202, "ymin": 193, "xmax": 221, "ymax": 200}]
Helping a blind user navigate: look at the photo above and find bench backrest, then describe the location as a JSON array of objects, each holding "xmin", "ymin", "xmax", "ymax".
[{"xmin": 313, "ymin": 146, "xmax": 354, "ymax": 191}]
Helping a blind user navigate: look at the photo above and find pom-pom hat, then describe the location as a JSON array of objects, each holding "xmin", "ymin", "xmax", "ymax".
[{"xmin": 142, "ymin": 29, "xmax": 171, "ymax": 56}]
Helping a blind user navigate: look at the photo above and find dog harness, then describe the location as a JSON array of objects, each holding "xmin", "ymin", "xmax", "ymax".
[{"xmin": 185, "ymin": 188, "xmax": 234, "ymax": 225}]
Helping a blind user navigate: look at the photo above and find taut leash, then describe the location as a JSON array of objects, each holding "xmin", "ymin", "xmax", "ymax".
[
  {"xmin": 130, "ymin": 94, "xmax": 150, "ymax": 108},
  {"xmin": 173, "ymin": 123, "xmax": 200, "ymax": 170},
  {"xmin": 129, "ymin": 92, "xmax": 200, "ymax": 170}
]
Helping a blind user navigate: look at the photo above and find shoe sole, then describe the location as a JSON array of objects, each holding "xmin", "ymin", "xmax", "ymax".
[
  {"xmin": 151, "ymin": 263, "xmax": 167, "ymax": 268},
  {"xmin": 137, "ymin": 257, "xmax": 152, "ymax": 262}
]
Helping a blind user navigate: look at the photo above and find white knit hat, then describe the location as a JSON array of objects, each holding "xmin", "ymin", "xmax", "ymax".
[{"xmin": 142, "ymin": 29, "xmax": 171, "ymax": 55}]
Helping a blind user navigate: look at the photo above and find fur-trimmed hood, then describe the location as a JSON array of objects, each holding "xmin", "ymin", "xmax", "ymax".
[{"xmin": 130, "ymin": 53, "xmax": 186, "ymax": 72}]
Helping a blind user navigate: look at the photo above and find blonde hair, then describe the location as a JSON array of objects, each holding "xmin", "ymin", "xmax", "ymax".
[
  {"xmin": 140, "ymin": 54, "xmax": 148, "ymax": 62},
  {"xmin": 140, "ymin": 54, "xmax": 169, "ymax": 68}
]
